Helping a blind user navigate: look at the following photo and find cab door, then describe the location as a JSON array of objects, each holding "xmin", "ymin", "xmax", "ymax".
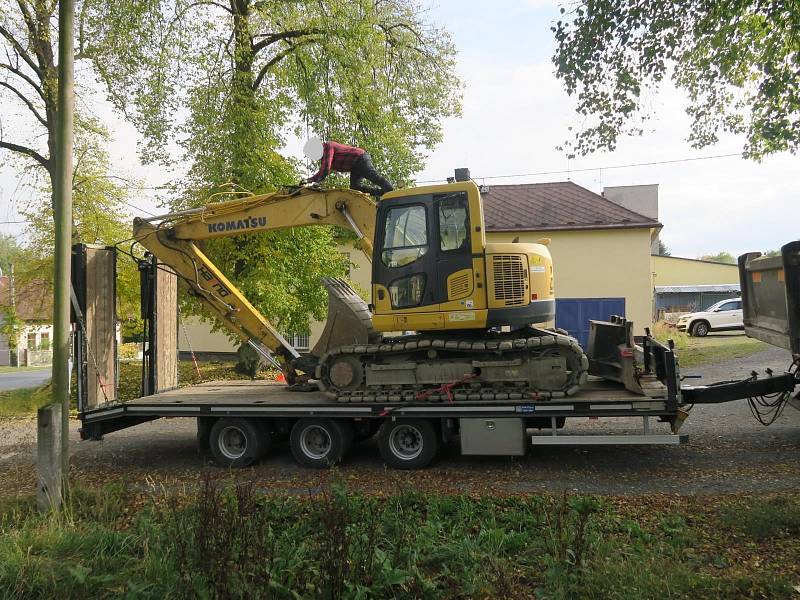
[
  {"xmin": 372, "ymin": 196, "xmax": 439, "ymax": 315},
  {"xmin": 434, "ymin": 192, "xmax": 475, "ymax": 309}
]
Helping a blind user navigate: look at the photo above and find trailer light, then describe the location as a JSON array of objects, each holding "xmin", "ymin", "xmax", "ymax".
[
  {"xmin": 531, "ymin": 293, "xmax": 538, "ymax": 300},
  {"xmin": 620, "ymin": 349, "xmax": 634, "ymax": 358}
]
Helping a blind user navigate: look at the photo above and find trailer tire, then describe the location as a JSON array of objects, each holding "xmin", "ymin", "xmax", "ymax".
[
  {"xmin": 197, "ymin": 417, "xmax": 214, "ymax": 453},
  {"xmin": 290, "ymin": 418, "xmax": 349, "ymax": 468},
  {"xmin": 378, "ymin": 419, "xmax": 438, "ymax": 470},
  {"xmin": 209, "ymin": 418, "xmax": 269, "ymax": 468}
]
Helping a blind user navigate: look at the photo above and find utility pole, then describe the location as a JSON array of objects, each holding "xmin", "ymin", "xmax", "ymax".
[{"xmin": 39, "ymin": 0, "xmax": 75, "ymax": 511}]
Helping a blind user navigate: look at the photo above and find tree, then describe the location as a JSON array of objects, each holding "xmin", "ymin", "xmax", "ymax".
[
  {"xmin": 0, "ymin": 233, "xmax": 23, "ymax": 275},
  {"xmin": 552, "ymin": 1, "xmax": 800, "ymax": 159},
  {"xmin": 1, "ymin": 2, "xmax": 151, "ymax": 335},
  {"xmin": 17, "ymin": 116, "xmax": 143, "ymax": 334},
  {"xmin": 97, "ymin": 0, "xmax": 461, "ymax": 338},
  {"xmin": 699, "ymin": 251, "xmax": 736, "ymax": 264},
  {"xmin": 656, "ymin": 239, "xmax": 671, "ymax": 256}
]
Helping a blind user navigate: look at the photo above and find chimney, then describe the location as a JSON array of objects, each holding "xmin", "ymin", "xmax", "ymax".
[
  {"xmin": 602, "ymin": 184, "xmax": 659, "ymax": 221},
  {"xmin": 454, "ymin": 168, "xmax": 470, "ymax": 182}
]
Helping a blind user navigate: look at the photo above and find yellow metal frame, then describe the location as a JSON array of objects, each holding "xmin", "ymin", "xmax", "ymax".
[{"xmin": 133, "ymin": 186, "xmax": 378, "ymax": 366}]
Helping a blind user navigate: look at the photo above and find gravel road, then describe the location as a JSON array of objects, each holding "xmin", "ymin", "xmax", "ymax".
[{"xmin": 1, "ymin": 347, "xmax": 798, "ymax": 498}]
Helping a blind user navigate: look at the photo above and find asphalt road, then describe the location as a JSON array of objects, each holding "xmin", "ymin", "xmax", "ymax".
[
  {"xmin": 1, "ymin": 347, "xmax": 798, "ymax": 498},
  {"xmin": 0, "ymin": 368, "xmax": 51, "ymax": 391}
]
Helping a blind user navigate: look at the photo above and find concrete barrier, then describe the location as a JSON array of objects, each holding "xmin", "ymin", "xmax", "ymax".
[{"xmin": 37, "ymin": 403, "xmax": 63, "ymax": 511}]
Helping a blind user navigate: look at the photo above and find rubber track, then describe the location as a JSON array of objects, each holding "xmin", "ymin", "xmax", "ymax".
[{"xmin": 318, "ymin": 331, "xmax": 590, "ymax": 403}]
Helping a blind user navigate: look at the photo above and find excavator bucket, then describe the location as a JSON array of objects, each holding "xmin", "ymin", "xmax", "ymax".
[{"xmin": 311, "ymin": 277, "xmax": 380, "ymax": 356}]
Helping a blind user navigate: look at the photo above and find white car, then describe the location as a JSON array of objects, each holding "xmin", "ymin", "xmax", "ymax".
[{"xmin": 676, "ymin": 298, "xmax": 744, "ymax": 337}]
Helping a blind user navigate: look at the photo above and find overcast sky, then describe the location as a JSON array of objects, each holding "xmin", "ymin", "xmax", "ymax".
[{"xmin": 1, "ymin": 0, "xmax": 798, "ymax": 258}]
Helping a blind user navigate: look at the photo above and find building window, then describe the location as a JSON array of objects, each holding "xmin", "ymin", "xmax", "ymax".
[
  {"xmin": 27, "ymin": 332, "xmax": 37, "ymax": 350},
  {"xmin": 39, "ymin": 332, "xmax": 50, "ymax": 351},
  {"xmin": 284, "ymin": 333, "xmax": 310, "ymax": 351}
]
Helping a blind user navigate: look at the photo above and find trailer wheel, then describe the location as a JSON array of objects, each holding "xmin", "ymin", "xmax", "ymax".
[
  {"xmin": 378, "ymin": 419, "xmax": 438, "ymax": 470},
  {"xmin": 290, "ymin": 418, "xmax": 350, "ymax": 468},
  {"xmin": 209, "ymin": 418, "xmax": 269, "ymax": 468}
]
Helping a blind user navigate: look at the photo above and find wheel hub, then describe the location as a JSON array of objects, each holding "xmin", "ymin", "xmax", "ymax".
[
  {"xmin": 389, "ymin": 425, "xmax": 423, "ymax": 459},
  {"xmin": 300, "ymin": 426, "xmax": 331, "ymax": 459},
  {"xmin": 219, "ymin": 426, "xmax": 247, "ymax": 460}
]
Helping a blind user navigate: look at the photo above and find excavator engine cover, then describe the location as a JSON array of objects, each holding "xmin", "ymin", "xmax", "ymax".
[{"xmin": 312, "ymin": 277, "xmax": 380, "ymax": 357}]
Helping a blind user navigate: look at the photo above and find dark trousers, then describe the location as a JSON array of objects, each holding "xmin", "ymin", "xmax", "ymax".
[{"xmin": 350, "ymin": 153, "xmax": 394, "ymax": 196}]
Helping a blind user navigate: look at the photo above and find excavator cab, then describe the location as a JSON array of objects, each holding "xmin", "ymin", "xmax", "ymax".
[{"xmin": 370, "ymin": 181, "xmax": 556, "ymax": 334}]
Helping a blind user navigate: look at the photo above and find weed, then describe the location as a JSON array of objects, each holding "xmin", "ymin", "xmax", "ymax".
[
  {"xmin": 1, "ymin": 481, "xmax": 798, "ymax": 599},
  {"xmin": 720, "ymin": 496, "xmax": 800, "ymax": 540}
]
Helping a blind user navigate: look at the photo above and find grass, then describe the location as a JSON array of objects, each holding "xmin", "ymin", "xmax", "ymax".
[
  {"xmin": 651, "ymin": 323, "xmax": 769, "ymax": 368},
  {"xmin": 0, "ymin": 481, "xmax": 797, "ymax": 599},
  {"xmin": 0, "ymin": 386, "xmax": 52, "ymax": 418},
  {"xmin": 720, "ymin": 496, "xmax": 800, "ymax": 541},
  {"xmin": 0, "ymin": 366, "xmax": 50, "ymax": 374}
]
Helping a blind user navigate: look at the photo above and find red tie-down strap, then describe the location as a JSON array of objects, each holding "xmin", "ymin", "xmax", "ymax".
[{"xmin": 415, "ymin": 373, "xmax": 479, "ymax": 403}]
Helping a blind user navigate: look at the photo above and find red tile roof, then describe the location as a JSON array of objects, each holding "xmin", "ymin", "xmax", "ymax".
[
  {"xmin": 481, "ymin": 181, "xmax": 661, "ymax": 232},
  {"xmin": 0, "ymin": 277, "xmax": 53, "ymax": 321}
]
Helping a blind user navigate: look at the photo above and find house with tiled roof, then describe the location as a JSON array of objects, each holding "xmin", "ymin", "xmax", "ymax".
[
  {"xmin": 178, "ymin": 178, "xmax": 663, "ymax": 354},
  {"xmin": 479, "ymin": 181, "xmax": 661, "ymax": 344},
  {"xmin": 0, "ymin": 276, "xmax": 54, "ymax": 366}
]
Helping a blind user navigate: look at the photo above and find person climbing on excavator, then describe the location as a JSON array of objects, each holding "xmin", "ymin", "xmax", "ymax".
[{"xmin": 300, "ymin": 136, "xmax": 394, "ymax": 196}]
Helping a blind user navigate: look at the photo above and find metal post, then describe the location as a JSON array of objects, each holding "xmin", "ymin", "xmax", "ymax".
[{"xmin": 52, "ymin": 0, "xmax": 75, "ymax": 498}]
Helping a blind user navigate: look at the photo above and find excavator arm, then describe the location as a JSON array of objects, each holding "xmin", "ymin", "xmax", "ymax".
[{"xmin": 132, "ymin": 186, "xmax": 378, "ymax": 377}]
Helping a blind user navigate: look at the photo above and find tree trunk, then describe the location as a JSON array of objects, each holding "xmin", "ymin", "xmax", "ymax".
[{"xmin": 229, "ymin": 0, "xmax": 258, "ymax": 279}]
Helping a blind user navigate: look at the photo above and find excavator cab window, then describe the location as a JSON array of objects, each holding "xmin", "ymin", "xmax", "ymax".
[
  {"xmin": 380, "ymin": 204, "xmax": 428, "ymax": 268},
  {"xmin": 438, "ymin": 193, "xmax": 470, "ymax": 251}
]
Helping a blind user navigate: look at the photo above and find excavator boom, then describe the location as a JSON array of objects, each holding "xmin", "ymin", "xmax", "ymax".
[{"xmin": 132, "ymin": 186, "xmax": 378, "ymax": 374}]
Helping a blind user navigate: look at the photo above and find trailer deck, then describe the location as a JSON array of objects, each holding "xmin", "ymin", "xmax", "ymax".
[{"xmin": 80, "ymin": 375, "xmax": 675, "ymax": 431}]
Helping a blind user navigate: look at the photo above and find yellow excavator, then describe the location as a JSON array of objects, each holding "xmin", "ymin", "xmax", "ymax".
[{"xmin": 133, "ymin": 180, "xmax": 588, "ymax": 401}]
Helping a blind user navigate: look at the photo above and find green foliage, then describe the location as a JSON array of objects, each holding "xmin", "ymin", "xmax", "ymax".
[
  {"xmin": 16, "ymin": 116, "xmax": 143, "ymax": 329},
  {"xmin": 234, "ymin": 343, "xmax": 262, "ymax": 378},
  {"xmin": 699, "ymin": 251, "xmax": 736, "ymax": 264},
  {"xmin": 1, "ymin": 483, "xmax": 798, "ymax": 599},
  {"xmin": 0, "ymin": 308, "xmax": 23, "ymax": 350},
  {"xmin": 720, "ymin": 496, "xmax": 800, "ymax": 540},
  {"xmin": 0, "ymin": 385, "xmax": 51, "ymax": 417},
  {"xmin": 552, "ymin": 1, "xmax": 800, "ymax": 159},
  {"xmin": 656, "ymin": 238, "xmax": 671, "ymax": 256},
  {"xmin": 93, "ymin": 0, "xmax": 462, "ymax": 339},
  {"xmin": 0, "ymin": 235, "xmax": 24, "ymax": 277}
]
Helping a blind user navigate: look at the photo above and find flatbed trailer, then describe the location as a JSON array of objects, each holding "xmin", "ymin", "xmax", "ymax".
[
  {"xmin": 71, "ymin": 242, "xmax": 799, "ymax": 470},
  {"xmin": 78, "ymin": 327, "xmax": 694, "ymax": 470},
  {"xmin": 78, "ymin": 375, "xmax": 685, "ymax": 469},
  {"xmin": 77, "ymin": 320, "xmax": 798, "ymax": 469}
]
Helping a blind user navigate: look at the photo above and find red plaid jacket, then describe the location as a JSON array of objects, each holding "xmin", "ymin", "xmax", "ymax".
[{"xmin": 308, "ymin": 141, "xmax": 365, "ymax": 182}]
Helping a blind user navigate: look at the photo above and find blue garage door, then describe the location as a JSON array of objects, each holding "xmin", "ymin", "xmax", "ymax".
[{"xmin": 555, "ymin": 298, "xmax": 626, "ymax": 348}]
